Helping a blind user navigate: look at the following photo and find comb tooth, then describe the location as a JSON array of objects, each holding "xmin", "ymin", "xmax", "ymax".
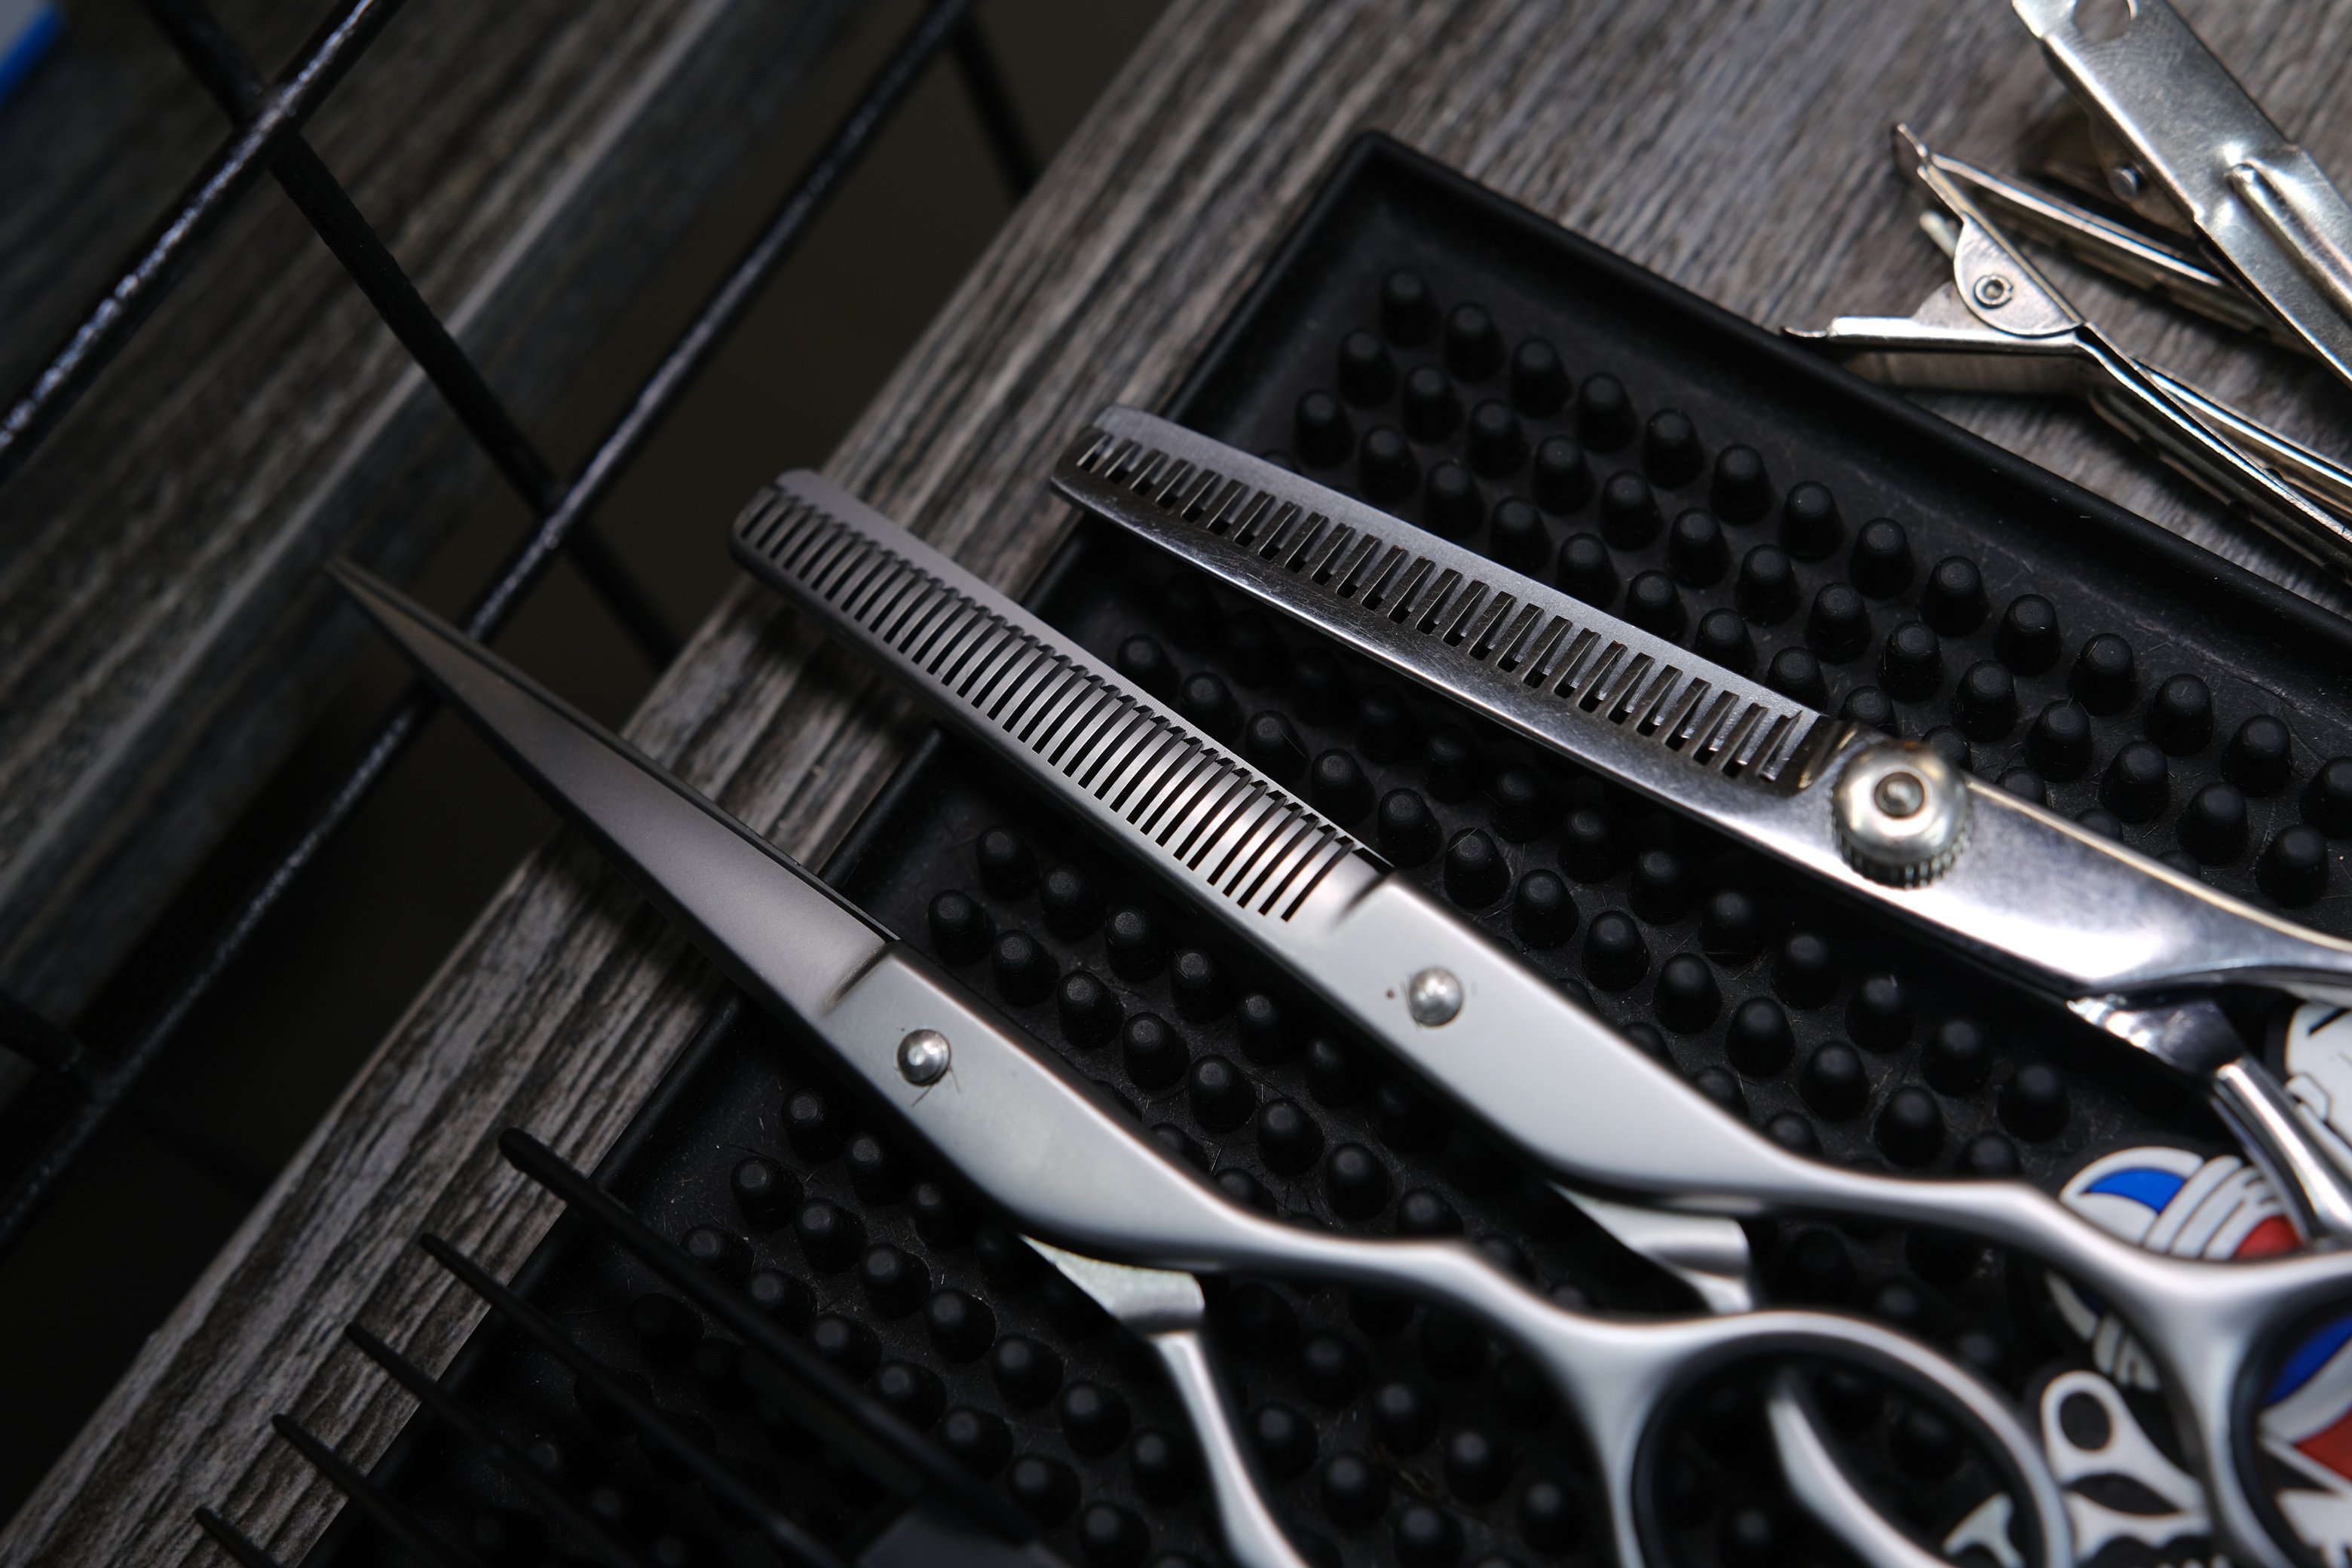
[
  {"xmin": 1213, "ymin": 483, "xmax": 1264, "ymax": 537},
  {"xmin": 1256, "ymin": 505, "xmax": 1305, "ymax": 559},
  {"xmin": 742, "ymin": 495, "xmax": 795, "ymax": 556},
  {"xmin": 1326, "ymin": 534, "xmax": 1383, "ymax": 593},
  {"xmin": 1359, "ymin": 550, "xmax": 1418, "ymax": 610},
  {"xmin": 1174, "ymin": 776, "xmax": 1260, "ymax": 864},
  {"xmin": 1437, "ymin": 581, "xmax": 1490, "ymax": 644},
  {"xmin": 1236, "ymin": 816, "xmax": 1319, "ymax": 908},
  {"xmin": 841, "ymin": 553, "xmax": 911, "ymax": 623},
  {"xmin": 1210, "ymin": 797, "xmax": 1306, "ymax": 897},
  {"xmin": 1251, "ymin": 503, "xmax": 1307, "ymax": 557},
  {"xmin": 1018, "ymin": 668, "xmax": 1094, "ymax": 747},
  {"xmin": 1285, "ymin": 516, "xmax": 1336, "ymax": 573},
  {"xmin": 1123, "ymin": 737, "xmax": 1211, "ymax": 827},
  {"xmin": 1276, "ymin": 835, "xmax": 1354, "ymax": 919},
  {"xmin": 1317, "ymin": 530, "xmax": 1374, "ymax": 587},
  {"xmin": 1528, "ymin": 622, "xmax": 1588, "ymax": 687},
  {"xmin": 1336, "ymin": 541, "xmax": 1383, "ymax": 602},
  {"xmin": 1104, "ymin": 438, "xmax": 1147, "ymax": 482},
  {"xmin": 1046, "ymin": 686, "xmax": 1123, "ymax": 768},
  {"xmin": 1395, "ymin": 562, "xmax": 1452, "ymax": 625},
  {"xmin": 862, "ymin": 566, "xmax": 929, "ymax": 641},
  {"xmin": 987, "ymin": 648, "xmax": 1061, "ymax": 724},
  {"xmin": 896, "ymin": 588, "xmax": 968, "ymax": 663},
  {"xmin": 823, "ymin": 544, "xmax": 893, "ymax": 612},
  {"xmin": 1563, "ymin": 639, "xmax": 1622, "ymax": 702},
  {"xmin": 1471, "ymin": 596, "xmax": 1527, "ymax": 660},
  {"xmin": 1643, "ymin": 672, "xmax": 1707, "ymax": 738},
  {"xmin": 942, "ymin": 620, "xmax": 1018, "ymax": 697},
  {"xmin": 1143, "ymin": 752, "xmax": 1227, "ymax": 842},
  {"xmin": 1757, "ymin": 714, "xmax": 1829, "ymax": 784},
  {"xmin": 1077, "ymin": 708, "xmax": 1157, "ymax": 795},
  {"xmin": 1103, "ymin": 725, "xmax": 1188, "ymax": 812},
  {"xmin": 1674, "ymin": 688, "xmax": 1735, "ymax": 753},
  {"xmin": 914, "ymin": 602, "xmax": 985, "ymax": 675},
  {"xmin": 1068, "ymin": 425, "xmax": 1116, "ymax": 470},
  {"xmin": 1403, "ymin": 567, "xmax": 1463, "ymax": 630},
  {"xmin": 1132, "ymin": 450, "xmax": 1178, "ymax": 497},
  {"xmin": 1613, "ymin": 656, "xmax": 1664, "ymax": 721},
  {"xmin": 1729, "ymin": 710, "xmax": 1794, "ymax": 778},
  {"xmin": 1509, "ymin": 614, "xmax": 1566, "ymax": 678},
  {"xmin": 1594, "ymin": 652, "xmax": 1655, "ymax": 719},
  {"xmin": 1151, "ymin": 459, "xmax": 1196, "ymax": 506},
  {"xmin": 778, "ymin": 510, "xmax": 847, "ymax": 578}
]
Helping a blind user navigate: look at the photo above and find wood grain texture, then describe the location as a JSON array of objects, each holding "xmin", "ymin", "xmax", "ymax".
[
  {"xmin": 0, "ymin": 0, "xmax": 867, "ymax": 1022},
  {"xmin": 10, "ymin": 0, "xmax": 2352, "ymax": 1560}
]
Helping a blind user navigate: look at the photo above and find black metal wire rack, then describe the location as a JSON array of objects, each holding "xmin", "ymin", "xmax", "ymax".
[
  {"xmin": 0, "ymin": 0, "xmax": 1037, "ymax": 1317},
  {"xmin": 194, "ymin": 1113, "xmax": 1060, "ymax": 1568}
]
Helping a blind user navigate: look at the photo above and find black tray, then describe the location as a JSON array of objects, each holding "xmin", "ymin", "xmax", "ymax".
[{"xmin": 299, "ymin": 133, "xmax": 2352, "ymax": 1568}]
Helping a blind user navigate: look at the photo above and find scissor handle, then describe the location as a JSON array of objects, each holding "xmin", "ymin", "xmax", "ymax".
[
  {"xmin": 1142, "ymin": 1327, "xmax": 1315, "ymax": 1568},
  {"xmin": 1570, "ymin": 1309, "xmax": 2070, "ymax": 1568},
  {"xmin": 1248, "ymin": 1229, "xmax": 2072, "ymax": 1568}
]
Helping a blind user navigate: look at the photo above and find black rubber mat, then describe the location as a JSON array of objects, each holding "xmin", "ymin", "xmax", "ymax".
[{"xmin": 296, "ymin": 133, "xmax": 2352, "ymax": 1568}]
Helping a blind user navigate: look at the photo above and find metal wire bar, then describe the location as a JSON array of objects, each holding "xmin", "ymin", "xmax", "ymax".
[
  {"xmin": 0, "ymin": 0, "xmax": 985, "ymax": 1266},
  {"xmin": 418, "ymin": 1234, "xmax": 854, "ymax": 1568},
  {"xmin": 138, "ymin": 0, "xmax": 681, "ymax": 665},
  {"xmin": 0, "ymin": 989, "xmax": 84, "ymax": 1080},
  {"xmin": 950, "ymin": 14, "xmax": 1041, "ymax": 198},
  {"xmin": 496, "ymin": 1127, "xmax": 1037, "ymax": 1546},
  {"xmin": 0, "ymin": 0, "xmax": 407, "ymax": 486},
  {"xmin": 345, "ymin": 1324, "xmax": 651, "ymax": 1568},
  {"xmin": 267, "ymin": 1415, "xmax": 474, "ymax": 1568},
  {"xmin": 192, "ymin": 1508, "xmax": 289, "ymax": 1568}
]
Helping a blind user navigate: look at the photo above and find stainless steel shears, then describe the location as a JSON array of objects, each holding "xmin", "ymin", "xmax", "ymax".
[
  {"xmin": 1042, "ymin": 404, "xmax": 2352, "ymax": 1568},
  {"xmin": 332, "ymin": 562, "xmax": 2071, "ymax": 1568}
]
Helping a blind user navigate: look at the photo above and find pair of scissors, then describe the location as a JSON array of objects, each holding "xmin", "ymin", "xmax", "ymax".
[
  {"xmin": 332, "ymin": 561, "xmax": 2070, "ymax": 1568},
  {"xmin": 1031, "ymin": 405, "xmax": 2352, "ymax": 1568}
]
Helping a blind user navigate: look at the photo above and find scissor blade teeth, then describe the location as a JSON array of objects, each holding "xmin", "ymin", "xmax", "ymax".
[{"xmin": 1052, "ymin": 410, "xmax": 1830, "ymax": 807}]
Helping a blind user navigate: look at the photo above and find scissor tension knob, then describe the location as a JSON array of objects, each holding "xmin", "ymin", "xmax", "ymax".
[{"xmin": 1832, "ymin": 741, "xmax": 1970, "ymax": 887}]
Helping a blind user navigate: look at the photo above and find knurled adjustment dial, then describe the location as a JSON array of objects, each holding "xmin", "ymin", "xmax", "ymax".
[{"xmin": 1832, "ymin": 740, "xmax": 1970, "ymax": 887}]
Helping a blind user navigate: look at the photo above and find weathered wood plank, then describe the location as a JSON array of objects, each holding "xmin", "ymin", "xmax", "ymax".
[
  {"xmin": 11, "ymin": 0, "xmax": 2352, "ymax": 1560},
  {"xmin": 0, "ymin": 0, "xmax": 868, "ymax": 1024}
]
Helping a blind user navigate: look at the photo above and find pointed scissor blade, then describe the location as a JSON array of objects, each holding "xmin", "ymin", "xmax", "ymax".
[
  {"xmin": 1024, "ymin": 1238, "xmax": 1204, "ymax": 1334},
  {"xmin": 326, "ymin": 560, "xmax": 890, "ymax": 1024}
]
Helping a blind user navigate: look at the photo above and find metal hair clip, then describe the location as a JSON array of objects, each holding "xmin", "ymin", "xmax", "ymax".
[
  {"xmin": 2012, "ymin": 0, "xmax": 2352, "ymax": 392},
  {"xmin": 1791, "ymin": 126, "xmax": 2352, "ymax": 582}
]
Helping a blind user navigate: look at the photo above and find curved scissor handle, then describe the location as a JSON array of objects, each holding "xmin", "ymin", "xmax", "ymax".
[
  {"xmin": 1565, "ymin": 1309, "xmax": 2073, "ymax": 1568},
  {"xmin": 1257, "ymin": 1231, "xmax": 2075, "ymax": 1568},
  {"xmin": 1143, "ymin": 1326, "xmax": 1316, "ymax": 1568}
]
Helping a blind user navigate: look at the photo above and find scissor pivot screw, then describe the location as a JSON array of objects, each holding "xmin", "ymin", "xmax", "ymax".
[
  {"xmin": 898, "ymin": 1029, "xmax": 951, "ymax": 1085},
  {"xmin": 1833, "ymin": 741, "xmax": 1970, "ymax": 887},
  {"xmin": 1407, "ymin": 968, "xmax": 1463, "ymax": 1027},
  {"xmin": 1973, "ymin": 274, "xmax": 2014, "ymax": 308}
]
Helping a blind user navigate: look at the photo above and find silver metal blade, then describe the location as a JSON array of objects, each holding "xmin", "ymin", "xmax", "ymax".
[
  {"xmin": 727, "ymin": 471, "xmax": 1380, "ymax": 938},
  {"xmin": 326, "ymin": 561, "xmax": 893, "ymax": 1024},
  {"xmin": 1024, "ymin": 1239, "xmax": 1205, "ymax": 1333},
  {"xmin": 1049, "ymin": 406, "xmax": 2352, "ymax": 1011},
  {"xmin": 1047, "ymin": 410, "xmax": 1842, "ymax": 810}
]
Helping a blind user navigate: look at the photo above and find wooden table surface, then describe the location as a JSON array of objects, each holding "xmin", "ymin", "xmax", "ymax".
[{"xmin": 11, "ymin": 0, "xmax": 2352, "ymax": 1561}]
